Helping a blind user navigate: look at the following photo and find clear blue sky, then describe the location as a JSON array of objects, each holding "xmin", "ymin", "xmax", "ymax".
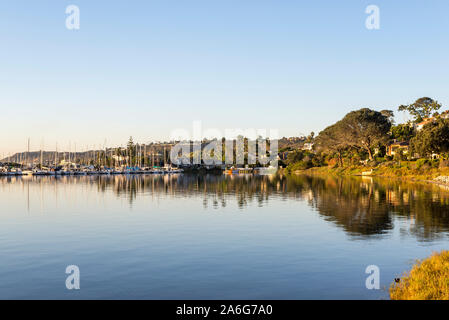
[{"xmin": 1, "ymin": 0, "xmax": 449, "ymax": 154}]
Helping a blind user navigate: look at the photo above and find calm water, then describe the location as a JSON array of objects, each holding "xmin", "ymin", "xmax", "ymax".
[{"xmin": 1, "ymin": 174, "xmax": 449, "ymax": 299}]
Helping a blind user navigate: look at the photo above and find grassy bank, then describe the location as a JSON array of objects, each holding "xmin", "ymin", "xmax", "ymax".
[
  {"xmin": 390, "ymin": 251, "xmax": 449, "ymax": 300},
  {"xmin": 290, "ymin": 160, "xmax": 449, "ymax": 183}
]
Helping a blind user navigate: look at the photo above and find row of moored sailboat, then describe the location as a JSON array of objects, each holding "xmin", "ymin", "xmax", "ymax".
[{"xmin": 0, "ymin": 166, "xmax": 183, "ymax": 176}]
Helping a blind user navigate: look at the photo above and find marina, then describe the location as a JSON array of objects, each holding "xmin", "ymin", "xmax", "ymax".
[
  {"xmin": 0, "ymin": 138, "xmax": 186, "ymax": 176},
  {"xmin": 0, "ymin": 166, "xmax": 184, "ymax": 176},
  {"xmin": 0, "ymin": 140, "xmax": 278, "ymax": 177}
]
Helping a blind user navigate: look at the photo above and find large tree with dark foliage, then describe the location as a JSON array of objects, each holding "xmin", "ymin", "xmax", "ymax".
[
  {"xmin": 315, "ymin": 121, "xmax": 350, "ymax": 167},
  {"xmin": 338, "ymin": 108, "xmax": 393, "ymax": 161},
  {"xmin": 316, "ymin": 108, "xmax": 392, "ymax": 163}
]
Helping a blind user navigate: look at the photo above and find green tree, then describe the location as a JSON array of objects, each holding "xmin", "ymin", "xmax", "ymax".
[
  {"xmin": 410, "ymin": 119, "xmax": 449, "ymax": 158},
  {"xmin": 398, "ymin": 97, "xmax": 441, "ymax": 123},
  {"xmin": 127, "ymin": 136, "xmax": 135, "ymax": 157},
  {"xmin": 390, "ymin": 123, "xmax": 416, "ymax": 142},
  {"xmin": 307, "ymin": 131, "xmax": 315, "ymax": 142},
  {"xmin": 339, "ymin": 108, "xmax": 393, "ymax": 161},
  {"xmin": 315, "ymin": 122, "xmax": 349, "ymax": 167},
  {"xmin": 286, "ymin": 150, "xmax": 304, "ymax": 165}
]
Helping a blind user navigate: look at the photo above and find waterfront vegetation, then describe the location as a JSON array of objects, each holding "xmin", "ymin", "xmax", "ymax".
[
  {"xmin": 390, "ymin": 251, "xmax": 449, "ymax": 300},
  {"xmin": 282, "ymin": 97, "xmax": 449, "ymax": 185},
  {"xmin": 286, "ymin": 159, "xmax": 449, "ymax": 181}
]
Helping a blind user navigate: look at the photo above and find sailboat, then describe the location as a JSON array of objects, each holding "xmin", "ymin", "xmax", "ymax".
[
  {"xmin": 22, "ymin": 138, "xmax": 33, "ymax": 175},
  {"xmin": 33, "ymin": 148, "xmax": 49, "ymax": 175}
]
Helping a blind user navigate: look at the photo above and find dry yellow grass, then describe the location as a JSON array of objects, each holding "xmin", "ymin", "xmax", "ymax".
[{"xmin": 390, "ymin": 251, "xmax": 449, "ymax": 300}]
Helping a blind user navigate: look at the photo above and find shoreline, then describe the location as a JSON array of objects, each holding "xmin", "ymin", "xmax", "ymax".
[{"xmin": 292, "ymin": 166, "xmax": 449, "ymax": 188}]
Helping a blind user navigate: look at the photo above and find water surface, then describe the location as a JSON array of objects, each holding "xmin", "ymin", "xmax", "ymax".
[{"xmin": 1, "ymin": 174, "xmax": 449, "ymax": 299}]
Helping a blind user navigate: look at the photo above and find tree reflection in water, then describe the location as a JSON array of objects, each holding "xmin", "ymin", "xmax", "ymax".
[{"xmin": 2, "ymin": 174, "xmax": 449, "ymax": 240}]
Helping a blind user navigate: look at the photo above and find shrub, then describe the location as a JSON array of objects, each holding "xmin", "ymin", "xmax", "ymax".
[
  {"xmin": 416, "ymin": 159, "xmax": 430, "ymax": 170},
  {"xmin": 294, "ymin": 160, "xmax": 312, "ymax": 170},
  {"xmin": 440, "ymin": 160, "xmax": 449, "ymax": 168},
  {"xmin": 431, "ymin": 159, "xmax": 440, "ymax": 169},
  {"xmin": 394, "ymin": 152, "xmax": 407, "ymax": 161},
  {"xmin": 286, "ymin": 151, "xmax": 304, "ymax": 165},
  {"xmin": 327, "ymin": 158, "xmax": 338, "ymax": 168},
  {"xmin": 286, "ymin": 160, "xmax": 312, "ymax": 172},
  {"xmin": 390, "ymin": 251, "xmax": 449, "ymax": 300},
  {"xmin": 311, "ymin": 154, "xmax": 324, "ymax": 167}
]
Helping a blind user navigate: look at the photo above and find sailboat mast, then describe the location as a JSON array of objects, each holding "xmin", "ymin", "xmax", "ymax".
[
  {"xmin": 26, "ymin": 138, "xmax": 30, "ymax": 168},
  {"xmin": 55, "ymin": 143, "xmax": 58, "ymax": 167}
]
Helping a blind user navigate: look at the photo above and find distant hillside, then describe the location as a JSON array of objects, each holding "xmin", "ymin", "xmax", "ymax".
[
  {"xmin": 278, "ymin": 136, "xmax": 307, "ymax": 150},
  {"xmin": 1, "ymin": 151, "xmax": 100, "ymax": 165},
  {"xmin": 1, "ymin": 137, "xmax": 306, "ymax": 164}
]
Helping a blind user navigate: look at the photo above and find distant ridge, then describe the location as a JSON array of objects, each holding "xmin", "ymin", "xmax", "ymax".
[{"xmin": 1, "ymin": 137, "xmax": 307, "ymax": 164}]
